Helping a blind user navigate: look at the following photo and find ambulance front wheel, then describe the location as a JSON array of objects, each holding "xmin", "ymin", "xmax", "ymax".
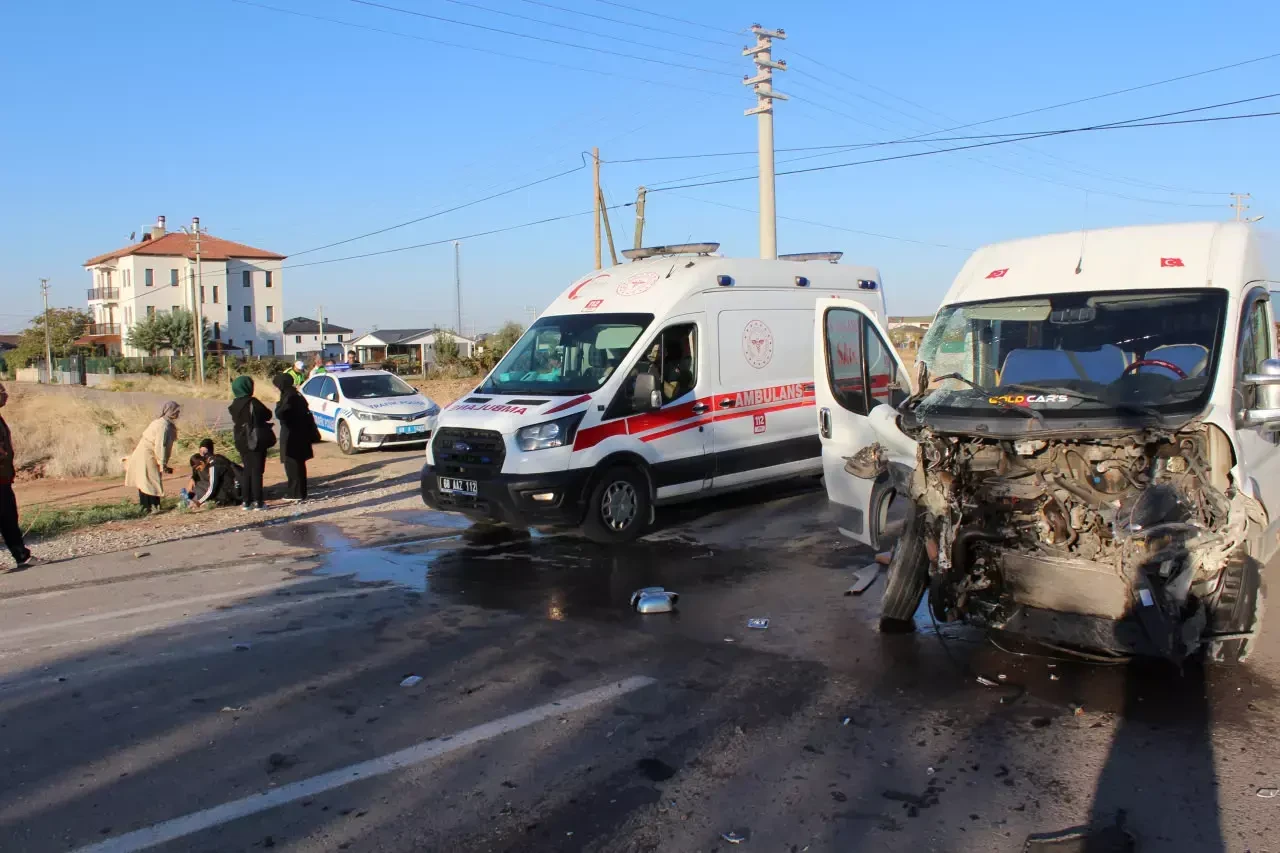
[{"xmin": 583, "ymin": 466, "xmax": 651, "ymax": 544}]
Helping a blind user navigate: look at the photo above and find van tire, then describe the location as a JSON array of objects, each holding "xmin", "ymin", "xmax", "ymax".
[
  {"xmin": 583, "ymin": 466, "xmax": 651, "ymax": 544},
  {"xmin": 337, "ymin": 421, "xmax": 359, "ymax": 455},
  {"xmin": 879, "ymin": 507, "xmax": 929, "ymax": 633}
]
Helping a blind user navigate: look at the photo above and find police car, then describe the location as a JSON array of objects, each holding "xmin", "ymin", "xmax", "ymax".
[{"xmin": 300, "ymin": 366, "xmax": 440, "ymax": 454}]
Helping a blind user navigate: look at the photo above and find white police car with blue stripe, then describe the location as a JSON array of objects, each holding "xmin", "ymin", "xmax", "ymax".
[{"xmin": 299, "ymin": 366, "xmax": 440, "ymax": 455}]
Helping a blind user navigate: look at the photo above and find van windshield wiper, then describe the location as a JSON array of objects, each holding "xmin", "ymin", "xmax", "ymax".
[
  {"xmin": 930, "ymin": 373, "xmax": 1045, "ymax": 424},
  {"xmin": 1002, "ymin": 382, "xmax": 1164, "ymax": 420}
]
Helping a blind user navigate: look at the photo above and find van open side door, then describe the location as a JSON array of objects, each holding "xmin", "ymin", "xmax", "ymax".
[{"xmin": 813, "ymin": 298, "xmax": 918, "ymax": 547}]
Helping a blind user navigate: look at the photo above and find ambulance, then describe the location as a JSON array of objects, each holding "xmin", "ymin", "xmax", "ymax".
[{"xmin": 421, "ymin": 242, "xmax": 889, "ymax": 542}]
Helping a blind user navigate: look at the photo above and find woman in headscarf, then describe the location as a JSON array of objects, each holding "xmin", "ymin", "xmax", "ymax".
[
  {"xmin": 125, "ymin": 401, "xmax": 180, "ymax": 511},
  {"xmin": 272, "ymin": 372, "xmax": 321, "ymax": 502},
  {"xmin": 229, "ymin": 376, "xmax": 274, "ymax": 511}
]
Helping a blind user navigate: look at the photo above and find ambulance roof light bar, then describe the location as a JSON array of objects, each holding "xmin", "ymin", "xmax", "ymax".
[
  {"xmin": 778, "ymin": 252, "xmax": 843, "ymax": 263},
  {"xmin": 621, "ymin": 242, "xmax": 720, "ymax": 261}
]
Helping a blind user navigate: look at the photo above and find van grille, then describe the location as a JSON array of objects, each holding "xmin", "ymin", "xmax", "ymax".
[{"xmin": 433, "ymin": 428, "xmax": 506, "ymax": 480}]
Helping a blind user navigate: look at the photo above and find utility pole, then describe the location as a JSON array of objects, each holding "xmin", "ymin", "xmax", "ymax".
[
  {"xmin": 191, "ymin": 218, "xmax": 206, "ymax": 385},
  {"xmin": 1231, "ymin": 192, "xmax": 1252, "ymax": 221},
  {"xmin": 633, "ymin": 186, "xmax": 647, "ymax": 250},
  {"xmin": 592, "ymin": 147, "xmax": 602, "ymax": 269},
  {"xmin": 317, "ymin": 306, "xmax": 325, "ymax": 360},
  {"xmin": 40, "ymin": 278, "xmax": 53, "ymax": 382},
  {"xmin": 454, "ymin": 240, "xmax": 463, "ymax": 334},
  {"xmin": 597, "ymin": 187, "xmax": 619, "ymax": 266},
  {"xmin": 743, "ymin": 24, "xmax": 788, "ymax": 260}
]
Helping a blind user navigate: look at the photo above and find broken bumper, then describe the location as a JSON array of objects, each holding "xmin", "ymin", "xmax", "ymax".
[{"xmin": 419, "ymin": 463, "xmax": 589, "ymax": 527}]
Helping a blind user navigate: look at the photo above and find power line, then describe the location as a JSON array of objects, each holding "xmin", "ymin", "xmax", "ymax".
[
  {"xmin": 669, "ymin": 193, "xmax": 973, "ymax": 252},
  {"xmin": 229, "ymin": 0, "xmax": 736, "ymax": 99},
  {"xmin": 434, "ymin": 0, "xmax": 739, "ymax": 67},
  {"xmin": 514, "ymin": 0, "xmax": 737, "ymax": 47},
  {"xmin": 345, "ymin": 0, "xmax": 735, "ymax": 76},
  {"xmin": 288, "ymin": 159, "xmax": 590, "ymax": 257},
  {"xmin": 585, "ymin": 0, "xmax": 738, "ymax": 36},
  {"xmin": 647, "ymin": 103, "xmax": 1280, "ymax": 193}
]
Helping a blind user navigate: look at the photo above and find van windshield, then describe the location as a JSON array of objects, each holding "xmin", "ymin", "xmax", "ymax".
[
  {"xmin": 914, "ymin": 288, "xmax": 1228, "ymax": 426},
  {"xmin": 482, "ymin": 313, "xmax": 654, "ymax": 396}
]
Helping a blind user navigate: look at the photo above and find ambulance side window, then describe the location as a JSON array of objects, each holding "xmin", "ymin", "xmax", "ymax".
[
  {"xmin": 825, "ymin": 308, "xmax": 868, "ymax": 415},
  {"xmin": 863, "ymin": 318, "xmax": 911, "ymax": 409},
  {"xmin": 605, "ymin": 323, "xmax": 699, "ymax": 418}
]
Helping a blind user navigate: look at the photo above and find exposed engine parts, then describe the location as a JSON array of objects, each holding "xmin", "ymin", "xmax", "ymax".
[{"xmin": 904, "ymin": 425, "xmax": 1261, "ymax": 660}]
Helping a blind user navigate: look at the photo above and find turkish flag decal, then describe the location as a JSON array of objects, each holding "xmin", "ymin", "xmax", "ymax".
[
  {"xmin": 1160, "ymin": 257, "xmax": 1185, "ymax": 268},
  {"xmin": 986, "ymin": 268, "xmax": 1008, "ymax": 279}
]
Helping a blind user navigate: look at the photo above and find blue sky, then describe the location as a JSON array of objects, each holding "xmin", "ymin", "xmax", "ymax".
[{"xmin": 2, "ymin": 0, "xmax": 1277, "ymax": 334}]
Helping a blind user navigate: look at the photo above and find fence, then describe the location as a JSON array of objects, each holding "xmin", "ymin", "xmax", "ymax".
[{"xmin": 22, "ymin": 354, "xmax": 295, "ymax": 385}]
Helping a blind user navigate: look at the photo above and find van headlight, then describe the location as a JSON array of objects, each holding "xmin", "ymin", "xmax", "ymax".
[{"xmin": 516, "ymin": 412, "xmax": 585, "ymax": 452}]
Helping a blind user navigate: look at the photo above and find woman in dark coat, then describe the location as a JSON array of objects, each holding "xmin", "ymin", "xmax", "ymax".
[
  {"xmin": 229, "ymin": 375, "xmax": 274, "ymax": 511},
  {"xmin": 272, "ymin": 373, "xmax": 322, "ymax": 501}
]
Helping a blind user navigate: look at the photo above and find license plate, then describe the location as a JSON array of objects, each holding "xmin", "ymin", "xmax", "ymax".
[
  {"xmin": 396, "ymin": 424, "xmax": 427, "ymax": 435},
  {"xmin": 438, "ymin": 477, "xmax": 478, "ymax": 496}
]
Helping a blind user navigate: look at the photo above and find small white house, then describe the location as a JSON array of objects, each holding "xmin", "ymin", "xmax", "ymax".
[
  {"xmin": 348, "ymin": 328, "xmax": 475, "ymax": 366},
  {"xmin": 83, "ymin": 215, "xmax": 286, "ymax": 357},
  {"xmin": 282, "ymin": 317, "xmax": 353, "ymax": 360}
]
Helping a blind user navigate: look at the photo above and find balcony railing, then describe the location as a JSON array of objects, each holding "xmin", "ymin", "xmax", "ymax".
[
  {"xmin": 83, "ymin": 323, "xmax": 121, "ymax": 336},
  {"xmin": 87, "ymin": 287, "xmax": 120, "ymax": 301}
]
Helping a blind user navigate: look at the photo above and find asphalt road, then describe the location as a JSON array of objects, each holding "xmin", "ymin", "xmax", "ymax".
[{"xmin": 0, "ymin": 471, "xmax": 1277, "ymax": 852}]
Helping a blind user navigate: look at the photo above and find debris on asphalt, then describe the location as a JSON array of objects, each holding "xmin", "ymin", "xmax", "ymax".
[
  {"xmin": 221, "ymin": 705, "xmax": 246, "ymax": 713},
  {"xmin": 997, "ymin": 674, "xmax": 1008, "ymax": 681},
  {"xmin": 845, "ymin": 564, "xmax": 882, "ymax": 595},
  {"xmin": 1069, "ymin": 703, "xmax": 1085, "ymax": 716},
  {"xmin": 630, "ymin": 586, "xmax": 666, "ymax": 607},
  {"xmin": 233, "ymin": 643, "xmax": 251, "ymax": 651},
  {"xmin": 927, "ymin": 766, "xmax": 936, "ymax": 776},
  {"xmin": 721, "ymin": 830, "xmax": 748, "ymax": 844},
  {"xmin": 976, "ymin": 676, "xmax": 1000, "ymax": 687},
  {"xmin": 723, "ymin": 637, "xmax": 736, "ymax": 643},
  {"xmin": 634, "ymin": 590, "xmax": 678, "ymax": 614},
  {"xmin": 1024, "ymin": 811, "xmax": 1135, "ymax": 851},
  {"xmin": 842, "ymin": 717, "xmax": 852, "ymax": 726},
  {"xmin": 400, "ymin": 675, "xmax": 423, "ymax": 687},
  {"xmin": 133, "ymin": 551, "xmax": 151, "ymax": 559},
  {"xmin": 746, "ymin": 617, "xmax": 769, "ymax": 629},
  {"xmin": 1257, "ymin": 787, "xmax": 1279, "ymax": 798},
  {"xmin": 1050, "ymin": 673, "xmax": 1061, "ymax": 681}
]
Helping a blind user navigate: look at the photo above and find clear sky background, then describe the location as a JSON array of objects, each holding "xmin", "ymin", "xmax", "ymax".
[{"xmin": 1, "ymin": 0, "xmax": 1277, "ymax": 335}]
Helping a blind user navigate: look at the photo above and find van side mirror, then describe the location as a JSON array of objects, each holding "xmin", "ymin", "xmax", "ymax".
[
  {"xmin": 633, "ymin": 372, "xmax": 661, "ymax": 412},
  {"xmin": 1240, "ymin": 357, "xmax": 1280, "ymax": 428}
]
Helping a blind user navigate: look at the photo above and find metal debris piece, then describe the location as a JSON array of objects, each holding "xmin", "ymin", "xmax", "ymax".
[
  {"xmin": 997, "ymin": 674, "xmax": 1008, "ymax": 681},
  {"xmin": 221, "ymin": 705, "xmax": 247, "ymax": 712},
  {"xmin": 635, "ymin": 591, "xmax": 678, "ymax": 614},
  {"xmin": 842, "ymin": 717, "xmax": 852, "ymax": 726},
  {"xmin": 630, "ymin": 587, "xmax": 666, "ymax": 608},
  {"xmin": 400, "ymin": 675, "xmax": 423, "ymax": 688},
  {"xmin": 1256, "ymin": 787, "xmax": 1279, "ymax": 798},
  {"xmin": 976, "ymin": 676, "xmax": 999, "ymax": 687},
  {"xmin": 721, "ymin": 830, "xmax": 747, "ymax": 844},
  {"xmin": 723, "ymin": 637, "xmax": 736, "ymax": 643},
  {"xmin": 845, "ymin": 564, "xmax": 882, "ymax": 595},
  {"xmin": 746, "ymin": 617, "xmax": 769, "ymax": 629}
]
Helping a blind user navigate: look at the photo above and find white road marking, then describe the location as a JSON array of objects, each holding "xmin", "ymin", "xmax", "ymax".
[
  {"xmin": 71, "ymin": 675, "xmax": 657, "ymax": 853},
  {"xmin": 0, "ymin": 580, "xmax": 333, "ymax": 642}
]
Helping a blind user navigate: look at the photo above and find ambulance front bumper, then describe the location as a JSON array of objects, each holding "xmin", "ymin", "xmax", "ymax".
[{"xmin": 420, "ymin": 463, "xmax": 590, "ymax": 527}]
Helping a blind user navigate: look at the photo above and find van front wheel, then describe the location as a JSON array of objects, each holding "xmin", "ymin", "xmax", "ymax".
[{"xmin": 583, "ymin": 466, "xmax": 651, "ymax": 544}]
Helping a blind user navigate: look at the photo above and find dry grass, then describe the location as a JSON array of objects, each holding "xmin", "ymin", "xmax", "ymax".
[
  {"xmin": 411, "ymin": 377, "xmax": 479, "ymax": 407},
  {"xmin": 3, "ymin": 385, "xmax": 221, "ymax": 480},
  {"xmin": 105, "ymin": 375, "xmax": 281, "ymax": 404}
]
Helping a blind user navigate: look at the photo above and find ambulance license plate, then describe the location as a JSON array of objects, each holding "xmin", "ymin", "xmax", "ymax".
[{"xmin": 439, "ymin": 477, "xmax": 478, "ymax": 496}]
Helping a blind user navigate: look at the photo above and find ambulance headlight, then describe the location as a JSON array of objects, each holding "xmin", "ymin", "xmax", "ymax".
[{"xmin": 516, "ymin": 412, "xmax": 585, "ymax": 452}]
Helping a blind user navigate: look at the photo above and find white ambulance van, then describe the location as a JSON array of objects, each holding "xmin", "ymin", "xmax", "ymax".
[
  {"xmin": 816, "ymin": 221, "xmax": 1277, "ymax": 662},
  {"xmin": 421, "ymin": 243, "xmax": 888, "ymax": 542}
]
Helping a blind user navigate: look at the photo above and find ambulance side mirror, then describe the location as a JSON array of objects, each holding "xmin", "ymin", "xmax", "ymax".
[{"xmin": 633, "ymin": 373, "xmax": 661, "ymax": 412}]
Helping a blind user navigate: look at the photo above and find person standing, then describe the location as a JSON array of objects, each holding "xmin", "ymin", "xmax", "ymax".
[
  {"xmin": 272, "ymin": 373, "xmax": 321, "ymax": 502},
  {"xmin": 125, "ymin": 401, "xmax": 180, "ymax": 512},
  {"xmin": 308, "ymin": 355, "xmax": 327, "ymax": 380},
  {"xmin": 285, "ymin": 360, "xmax": 307, "ymax": 389},
  {"xmin": 0, "ymin": 383, "xmax": 35, "ymax": 569},
  {"xmin": 229, "ymin": 376, "xmax": 274, "ymax": 511}
]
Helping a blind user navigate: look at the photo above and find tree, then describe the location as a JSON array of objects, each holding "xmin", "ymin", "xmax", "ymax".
[
  {"xmin": 9, "ymin": 307, "xmax": 91, "ymax": 367},
  {"xmin": 126, "ymin": 309, "xmax": 209, "ymax": 356},
  {"xmin": 433, "ymin": 329, "xmax": 461, "ymax": 365},
  {"xmin": 475, "ymin": 321, "xmax": 525, "ymax": 369}
]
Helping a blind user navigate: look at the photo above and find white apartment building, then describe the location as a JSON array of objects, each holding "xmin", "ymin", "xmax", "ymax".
[{"xmin": 82, "ymin": 216, "xmax": 286, "ymax": 358}]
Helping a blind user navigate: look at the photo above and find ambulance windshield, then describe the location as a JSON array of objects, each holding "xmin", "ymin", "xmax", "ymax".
[{"xmin": 483, "ymin": 313, "xmax": 654, "ymax": 395}]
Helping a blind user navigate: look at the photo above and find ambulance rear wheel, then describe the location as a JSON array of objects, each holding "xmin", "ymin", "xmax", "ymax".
[{"xmin": 583, "ymin": 466, "xmax": 650, "ymax": 544}]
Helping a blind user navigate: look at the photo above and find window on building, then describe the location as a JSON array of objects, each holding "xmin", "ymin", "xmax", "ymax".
[
  {"xmin": 267, "ymin": 339, "xmax": 276, "ymax": 356},
  {"xmin": 212, "ymin": 285, "xmax": 219, "ymax": 304},
  {"xmin": 247, "ymin": 340, "xmax": 254, "ymax": 356},
  {"xmin": 123, "ymin": 269, "xmax": 131, "ymax": 288},
  {"xmin": 200, "ymin": 285, "xmax": 205, "ymax": 303},
  {"xmin": 243, "ymin": 306, "xmax": 252, "ymax": 322},
  {"xmin": 146, "ymin": 306, "xmax": 156, "ymax": 318},
  {"xmin": 214, "ymin": 322, "xmax": 221, "ymax": 340},
  {"xmin": 242, "ymin": 270, "xmax": 251, "ymax": 288},
  {"xmin": 172, "ymin": 305, "xmax": 180, "ymax": 314},
  {"xmin": 265, "ymin": 271, "xmax": 273, "ymax": 288},
  {"xmin": 266, "ymin": 306, "xmax": 274, "ymax": 322},
  {"xmin": 295, "ymin": 335, "xmax": 302, "ymax": 344},
  {"xmin": 170, "ymin": 269, "xmax": 178, "ymax": 286},
  {"xmin": 144, "ymin": 268, "xmax": 154, "ymax": 287},
  {"xmin": 337, "ymin": 334, "xmax": 343, "ymax": 342}
]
